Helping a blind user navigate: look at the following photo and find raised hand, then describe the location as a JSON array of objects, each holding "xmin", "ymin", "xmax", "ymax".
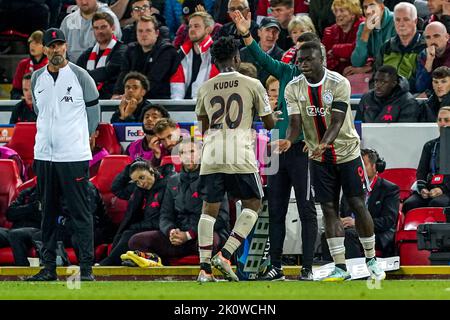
[{"xmin": 230, "ymin": 10, "xmax": 251, "ymax": 35}]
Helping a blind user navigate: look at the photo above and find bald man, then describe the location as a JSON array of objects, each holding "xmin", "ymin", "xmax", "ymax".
[{"xmin": 416, "ymin": 21, "xmax": 450, "ymax": 93}]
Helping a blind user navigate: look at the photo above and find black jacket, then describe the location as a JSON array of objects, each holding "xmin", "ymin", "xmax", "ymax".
[
  {"xmin": 112, "ymin": 162, "xmax": 176, "ymax": 201},
  {"xmin": 416, "ymin": 137, "xmax": 450, "ymax": 195},
  {"xmin": 356, "ymin": 76, "xmax": 419, "ymax": 123},
  {"xmin": 9, "ymin": 99, "xmax": 37, "ymax": 124},
  {"xmin": 159, "ymin": 168, "xmax": 230, "ymax": 244},
  {"xmin": 113, "ymin": 37, "xmax": 179, "ymax": 99},
  {"xmin": 6, "ymin": 186, "xmax": 41, "ymax": 229},
  {"xmin": 76, "ymin": 41, "xmax": 127, "ymax": 99},
  {"xmin": 342, "ymin": 177, "xmax": 400, "ymax": 256},
  {"xmin": 110, "ymin": 99, "xmax": 153, "ymax": 123},
  {"xmin": 421, "ymin": 92, "xmax": 450, "ymax": 122},
  {"xmin": 240, "ymin": 43, "xmax": 284, "ymax": 86},
  {"xmin": 116, "ymin": 177, "xmax": 166, "ymax": 235}
]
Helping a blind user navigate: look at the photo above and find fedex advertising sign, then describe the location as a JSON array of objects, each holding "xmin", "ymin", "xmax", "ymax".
[{"xmin": 125, "ymin": 126, "xmax": 145, "ymax": 141}]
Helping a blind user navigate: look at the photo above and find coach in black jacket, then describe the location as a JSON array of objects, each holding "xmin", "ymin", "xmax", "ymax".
[
  {"xmin": 113, "ymin": 16, "xmax": 178, "ymax": 99},
  {"xmin": 128, "ymin": 140, "xmax": 230, "ymax": 263},
  {"xmin": 322, "ymin": 149, "xmax": 400, "ymax": 259},
  {"xmin": 99, "ymin": 161, "xmax": 166, "ymax": 266}
]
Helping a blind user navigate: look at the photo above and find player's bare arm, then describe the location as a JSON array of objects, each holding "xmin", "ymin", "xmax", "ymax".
[{"xmin": 274, "ymin": 113, "xmax": 302, "ymax": 154}]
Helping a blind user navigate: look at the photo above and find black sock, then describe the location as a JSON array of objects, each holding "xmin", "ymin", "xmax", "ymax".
[
  {"xmin": 336, "ymin": 263, "xmax": 347, "ymax": 271},
  {"xmin": 221, "ymin": 249, "xmax": 232, "ymax": 260},
  {"xmin": 200, "ymin": 263, "xmax": 212, "ymax": 274}
]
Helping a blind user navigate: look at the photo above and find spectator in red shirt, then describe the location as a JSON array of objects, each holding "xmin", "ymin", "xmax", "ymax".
[
  {"xmin": 10, "ymin": 30, "xmax": 48, "ymax": 99},
  {"xmin": 322, "ymin": 0, "xmax": 364, "ymax": 75}
]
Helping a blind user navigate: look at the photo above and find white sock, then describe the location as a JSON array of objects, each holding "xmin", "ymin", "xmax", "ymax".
[
  {"xmin": 326, "ymin": 237, "xmax": 346, "ymax": 266},
  {"xmin": 223, "ymin": 208, "xmax": 259, "ymax": 256},
  {"xmin": 359, "ymin": 235, "xmax": 376, "ymax": 259},
  {"xmin": 198, "ymin": 214, "xmax": 216, "ymax": 264}
]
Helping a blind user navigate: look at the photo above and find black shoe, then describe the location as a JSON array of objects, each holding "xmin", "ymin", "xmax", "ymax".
[
  {"xmin": 80, "ymin": 270, "xmax": 95, "ymax": 281},
  {"xmin": 299, "ymin": 268, "xmax": 314, "ymax": 281},
  {"xmin": 25, "ymin": 268, "xmax": 57, "ymax": 281},
  {"xmin": 258, "ymin": 266, "xmax": 285, "ymax": 281}
]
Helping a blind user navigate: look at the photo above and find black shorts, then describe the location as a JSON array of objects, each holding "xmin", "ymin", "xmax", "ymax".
[
  {"xmin": 311, "ymin": 157, "xmax": 367, "ymax": 203},
  {"xmin": 198, "ymin": 173, "xmax": 264, "ymax": 203}
]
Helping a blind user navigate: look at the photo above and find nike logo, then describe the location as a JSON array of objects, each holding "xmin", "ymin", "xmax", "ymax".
[
  {"xmin": 75, "ymin": 177, "xmax": 84, "ymax": 182},
  {"xmin": 38, "ymin": 89, "xmax": 45, "ymax": 93}
]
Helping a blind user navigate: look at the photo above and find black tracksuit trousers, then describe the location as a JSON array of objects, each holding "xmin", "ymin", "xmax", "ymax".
[
  {"xmin": 267, "ymin": 141, "xmax": 318, "ymax": 269},
  {"xmin": 34, "ymin": 160, "xmax": 93, "ymax": 272}
]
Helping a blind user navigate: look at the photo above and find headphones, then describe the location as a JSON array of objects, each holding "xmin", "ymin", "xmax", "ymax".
[{"xmin": 364, "ymin": 148, "xmax": 386, "ymax": 173}]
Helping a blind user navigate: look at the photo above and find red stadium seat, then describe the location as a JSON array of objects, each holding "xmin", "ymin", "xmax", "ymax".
[
  {"xmin": 167, "ymin": 255, "xmax": 199, "ymax": 266},
  {"xmin": 395, "ymin": 207, "xmax": 445, "ymax": 265},
  {"xmin": 5, "ymin": 122, "xmax": 37, "ymax": 178},
  {"xmin": 0, "ymin": 160, "xmax": 22, "ymax": 228},
  {"xmin": 96, "ymin": 122, "xmax": 122, "ymax": 155},
  {"xmin": 379, "ymin": 168, "xmax": 417, "ymax": 201},
  {"xmin": 90, "ymin": 155, "xmax": 132, "ymax": 226},
  {"xmin": 17, "ymin": 176, "xmax": 37, "ymax": 193},
  {"xmin": 160, "ymin": 155, "xmax": 182, "ymax": 173}
]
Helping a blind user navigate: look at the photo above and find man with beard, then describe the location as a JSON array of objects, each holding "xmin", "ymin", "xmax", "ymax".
[
  {"xmin": 125, "ymin": 104, "xmax": 170, "ymax": 161},
  {"xmin": 416, "ymin": 21, "xmax": 450, "ymax": 93},
  {"xmin": 110, "ymin": 71, "xmax": 152, "ymax": 123},
  {"xmin": 27, "ymin": 28, "xmax": 100, "ymax": 281},
  {"xmin": 60, "ymin": 0, "xmax": 122, "ymax": 62}
]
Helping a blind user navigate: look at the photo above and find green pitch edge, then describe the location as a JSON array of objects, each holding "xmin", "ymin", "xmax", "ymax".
[{"xmin": 1, "ymin": 266, "xmax": 449, "ymax": 277}]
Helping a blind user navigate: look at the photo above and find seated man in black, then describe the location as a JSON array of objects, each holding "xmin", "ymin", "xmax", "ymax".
[
  {"xmin": 0, "ymin": 186, "xmax": 42, "ymax": 266},
  {"xmin": 127, "ymin": 139, "xmax": 230, "ymax": 265},
  {"xmin": 321, "ymin": 148, "xmax": 400, "ymax": 259},
  {"xmin": 110, "ymin": 71, "xmax": 153, "ymax": 123},
  {"xmin": 356, "ymin": 65, "xmax": 419, "ymax": 123}
]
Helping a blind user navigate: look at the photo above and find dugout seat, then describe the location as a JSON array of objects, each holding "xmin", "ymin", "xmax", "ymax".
[
  {"xmin": 160, "ymin": 155, "xmax": 182, "ymax": 173},
  {"xmin": 0, "ymin": 160, "xmax": 22, "ymax": 228},
  {"xmin": 395, "ymin": 207, "xmax": 446, "ymax": 265},
  {"xmin": 90, "ymin": 155, "xmax": 132, "ymax": 226},
  {"xmin": 96, "ymin": 122, "xmax": 122, "ymax": 155},
  {"xmin": 17, "ymin": 176, "xmax": 37, "ymax": 193},
  {"xmin": 380, "ymin": 168, "xmax": 417, "ymax": 201},
  {"xmin": 5, "ymin": 122, "xmax": 37, "ymax": 178},
  {"xmin": 167, "ymin": 255, "xmax": 199, "ymax": 266}
]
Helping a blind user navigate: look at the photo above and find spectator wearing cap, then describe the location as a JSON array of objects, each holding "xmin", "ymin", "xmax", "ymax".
[
  {"xmin": 125, "ymin": 104, "xmax": 170, "ymax": 161},
  {"xmin": 26, "ymin": 27, "xmax": 100, "ymax": 281},
  {"xmin": 240, "ymin": 17, "xmax": 284, "ymax": 85},
  {"xmin": 213, "ymin": 0, "xmax": 259, "ymax": 49},
  {"xmin": 322, "ymin": 0, "xmax": 365, "ymax": 75},
  {"xmin": 76, "ymin": 12, "xmax": 127, "ymax": 99},
  {"xmin": 174, "ymin": 0, "xmax": 223, "ymax": 49},
  {"xmin": 165, "ymin": 0, "xmax": 216, "ymax": 39},
  {"xmin": 121, "ymin": 0, "xmax": 170, "ymax": 44},
  {"xmin": 60, "ymin": 0, "xmax": 122, "ymax": 62},
  {"xmin": 170, "ymin": 12, "xmax": 219, "ymax": 100},
  {"xmin": 112, "ymin": 15, "xmax": 178, "ymax": 99},
  {"xmin": 10, "ymin": 30, "xmax": 48, "ymax": 100}
]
